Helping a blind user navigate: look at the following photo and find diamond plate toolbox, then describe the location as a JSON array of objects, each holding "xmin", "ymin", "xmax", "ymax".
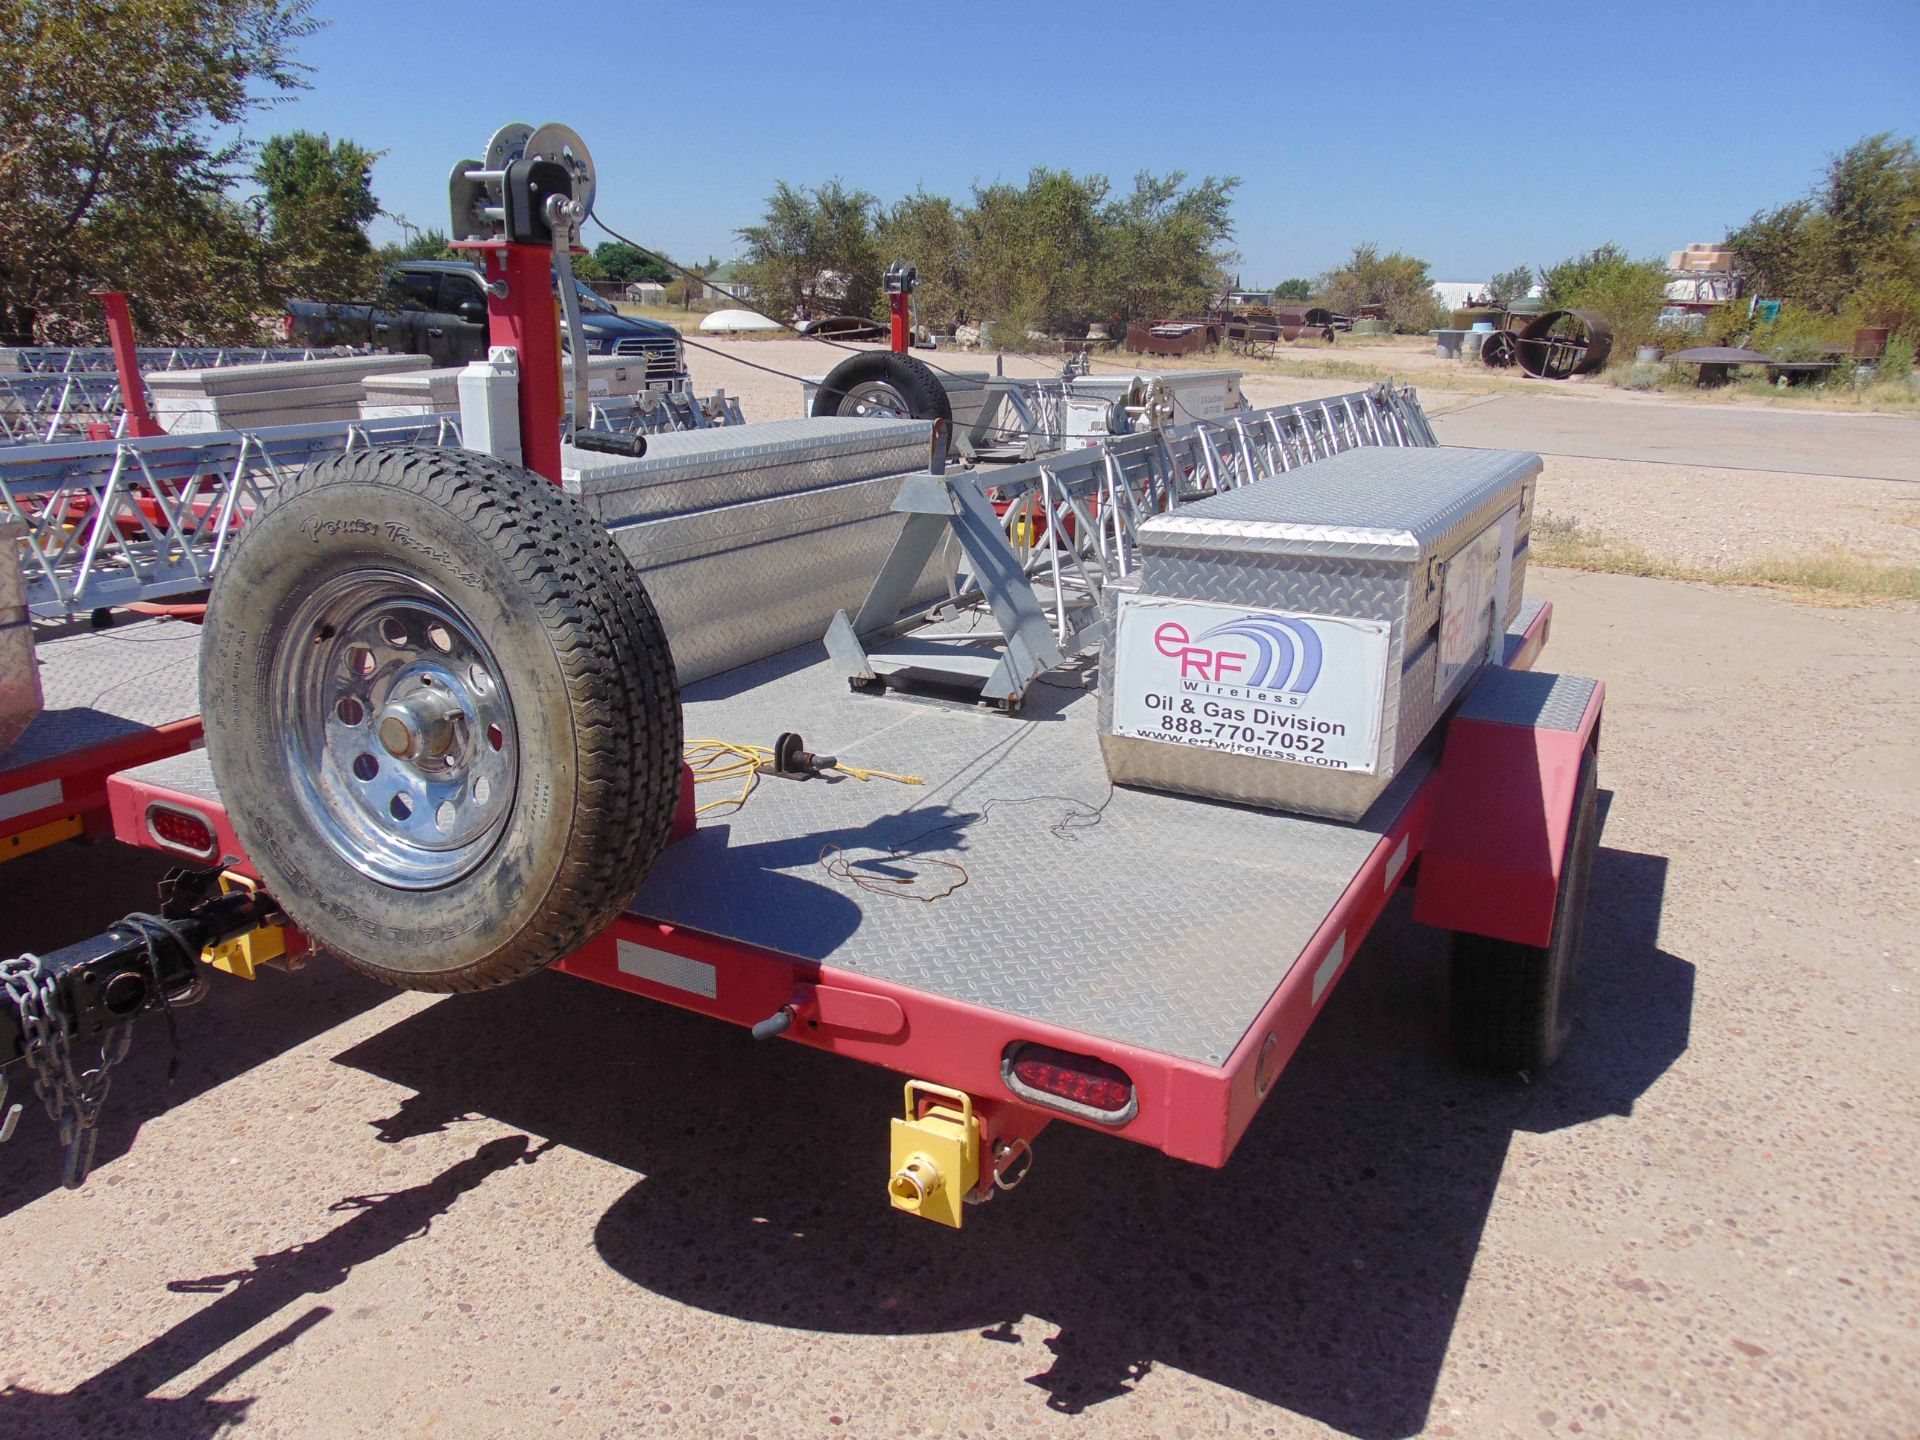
[
  {"xmin": 0, "ymin": 518, "xmax": 43, "ymax": 758},
  {"xmin": 563, "ymin": 416, "xmax": 932, "ymax": 524},
  {"xmin": 1097, "ymin": 446, "xmax": 1539, "ymax": 820}
]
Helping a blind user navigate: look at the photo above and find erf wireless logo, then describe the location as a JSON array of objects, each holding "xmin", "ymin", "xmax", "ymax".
[{"xmin": 1151, "ymin": 614, "xmax": 1324, "ymax": 693}]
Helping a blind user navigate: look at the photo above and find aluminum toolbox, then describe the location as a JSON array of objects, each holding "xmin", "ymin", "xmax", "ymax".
[
  {"xmin": 1097, "ymin": 446, "xmax": 1538, "ymax": 820},
  {"xmin": 562, "ymin": 416, "xmax": 931, "ymax": 524},
  {"xmin": 560, "ymin": 417, "xmax": 940, "ymax": 683},
  {"xmin": 609, "ymin": 475, "xmax": 950, "ymax": 684},
  {"xmin": 0, "ymin": 518, "xmax": 43, "ymax": 758}
]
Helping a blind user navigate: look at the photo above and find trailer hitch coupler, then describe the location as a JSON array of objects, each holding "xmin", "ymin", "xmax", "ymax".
[{"xmin": 889, "ymin": 1153, "xmax": 942, "ymax": 1210}]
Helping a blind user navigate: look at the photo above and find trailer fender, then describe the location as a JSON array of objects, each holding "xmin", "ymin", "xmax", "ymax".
[{"xmin": 1413, "ymin": 668, "xmax": 1604, "ymax": 948}]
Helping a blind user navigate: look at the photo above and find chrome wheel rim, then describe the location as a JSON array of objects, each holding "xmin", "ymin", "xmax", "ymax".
[
  {"xmin": 838, "ymin": 380, "xmax": 911, "ymax": 418},
  {"xmin": 276, "ymin": 570, "xmax": 518, "ymax": 889}
]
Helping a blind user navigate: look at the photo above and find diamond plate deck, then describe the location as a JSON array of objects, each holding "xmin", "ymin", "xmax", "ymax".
[
  {"xmin": 626, "ymin": 639, "xmax": 1431, "ymax": 1067},
  {"xmin": 2, "ymin": 617, "xmax": 201, "ymax": 773},
  {"xmin": 1457, "ymin": 668, "xmax": 1597, "ymax": 731},
  {"xmin": 103, "ymin": 609, "xmax": 1548, "ymax": 1071},
  {"xmin": 109, "ymin": 744, "xmax": 222, "ymax": 801}
]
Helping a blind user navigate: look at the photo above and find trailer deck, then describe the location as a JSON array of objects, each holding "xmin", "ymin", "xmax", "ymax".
[
  {"xmin": 634, "ymin": 647, "xmax": 1424, "ymax": 1068},
  {"xmin": 97, "ymin": 597, "xmax": 1565, "ymax": 1170},
  {"xmin": 1, "ymin": 615, "xmax": 202, "ymax": 854}
]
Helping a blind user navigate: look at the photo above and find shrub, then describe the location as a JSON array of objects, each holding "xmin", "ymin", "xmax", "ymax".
[
  {"xmin": 1317, "ymin": 244, "xmax": 1442, "ymax": 333},
  {"xmin": 1878, "ymin": 328, "xmax": 1916, "ymax": 377},
  {"xmin": 1544, "ymin": 244, "xmax": 1671, "ymax": 356},
  {"xmin": 1747, "ymin": 302, "xmax": 1849, "ymax": 362}
]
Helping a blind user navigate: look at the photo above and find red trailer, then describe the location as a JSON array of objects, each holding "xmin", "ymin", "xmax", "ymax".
[{"xmin": 2, "ymin": 124, "xmax": 1603, "ymax": 1224}]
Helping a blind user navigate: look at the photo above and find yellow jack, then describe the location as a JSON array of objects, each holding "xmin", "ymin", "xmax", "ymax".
[
  {"xmin": 202, "ymin": 872, "xmax": 293, "ymax": 980},
  {"xmin": 888, "ymin": 1080, "xmax": 980, "ymax": 1229}
]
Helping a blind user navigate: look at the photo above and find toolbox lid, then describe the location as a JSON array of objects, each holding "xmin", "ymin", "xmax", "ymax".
[
  {"xmin": 563, "ymin": 416, "xmax": 931, "ymax": 494},
  {"xmin": 1138, "ymin": 446, "xmax": 1539, "ymax": 561}
]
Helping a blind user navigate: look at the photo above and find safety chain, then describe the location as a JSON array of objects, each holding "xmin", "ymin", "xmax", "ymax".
[{"xmin": 0, "ymin": 951, "xmax": 134, "ymax": 1188}]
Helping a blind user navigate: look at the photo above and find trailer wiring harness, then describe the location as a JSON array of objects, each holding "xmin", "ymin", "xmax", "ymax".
[{"xmin": 684, "ymin": 735, "xmax": 922, "ymax": 816}]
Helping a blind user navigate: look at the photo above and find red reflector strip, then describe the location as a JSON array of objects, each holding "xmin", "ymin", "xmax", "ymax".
[
  {"xmin": 148, "ymin": 804, "xmax": 216, "ymax": 857},
  {"xmin": 1006, "ymin": 1043, "xmax": 1136, "ymax": 1120}
]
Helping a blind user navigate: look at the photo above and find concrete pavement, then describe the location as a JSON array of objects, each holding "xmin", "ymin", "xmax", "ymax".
[{"xmin": 1429, "ymin": 392, "xmax": 1920, "ymax": 481}]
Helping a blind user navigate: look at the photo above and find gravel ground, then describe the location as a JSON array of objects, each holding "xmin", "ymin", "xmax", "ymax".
[
  {"xmin": 1, "ymin": 568, "xmax": 1916, "ymax": 1440},
  {"xmin": 2, "ymin": 351, "xmax": 1917, "ymax": 1437},
  {"xmin": 685, "ymin": 337, "xmax": 1920, "ymax": 575},
  {"xmin": 1531, "ymin": 456, "xmax": 1920, "ymax": 569}
]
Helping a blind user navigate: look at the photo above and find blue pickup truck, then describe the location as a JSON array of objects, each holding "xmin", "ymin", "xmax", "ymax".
[{"xmin": 284, "ymin": 260, "xmax": 687, "ymax": 386}]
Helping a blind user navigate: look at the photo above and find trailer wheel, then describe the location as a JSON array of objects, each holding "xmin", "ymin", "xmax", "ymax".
[
  {"xmin": 1448, "ymin": 745, "xmax": 1599, "ymax": 1071},
  {"xmin": 811, "ymin": 351, "xmax": 952, "ymax": 425},
  {"xmin": 199, "ymin": 445, "xmax": 681, "ymax": 992}
]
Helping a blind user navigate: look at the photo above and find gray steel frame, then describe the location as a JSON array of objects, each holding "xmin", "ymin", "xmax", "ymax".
[
  {"xmin": 0, "ymin": 347, "xmax": 352, "ymax": 374},
  {"xmin": 0, "ymin": 415, "xmax": 465, "ymax": 618},
  {"xmin": 825, "ymin": 384, "xmax": 1437, "ymax": 707},
  {"xmin": 2, "ymin": 388, "xmax": 752, "ymax": 617},
  {"xmin": 0, "ymin": 374, "xmax": 131, "ymax": 446}
]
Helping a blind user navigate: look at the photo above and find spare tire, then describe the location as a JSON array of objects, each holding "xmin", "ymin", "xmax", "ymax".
[
  {"xmin": 811, "ymin": 351, "xmax": 952, "ymax": 425},
  {"xmin": 199, "ymin": 445, "xmax": 682, "ymax": 992}
]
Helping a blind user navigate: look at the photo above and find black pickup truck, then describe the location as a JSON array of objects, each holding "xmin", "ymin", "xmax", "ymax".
[{"xmin": 284, "ymin": 259, "xmax": 687, "ymax": 385}]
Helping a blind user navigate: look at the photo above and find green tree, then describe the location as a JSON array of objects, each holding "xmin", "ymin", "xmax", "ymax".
[
  {"xmin": 1272, "ymin": 277, "xmax": 1315, "ymax": 301},
  {"xmin": 254, "ymin": 129, "xmax": 382, "ymax": 301},
  {"xmin": 1539, "ymin": 242, "xmax": 1670, "ymax": 351},
  {"xmin": 592, "ymin": 241, "xmax": 673, "ymax": 285},
  {"xmin": 875, "ymin": 191, "xmax": 970, "ymax": 331},
  {"xmin": 1096, "ymin": 171, "xmax": 1240, "ymax": 330},
  {"xmin": 736, "ymin": 180, "xmax": 880, "ymax": 320},
  {"xmin": 1485, "ymin": 264, "xmax": 1535, "ymax": 306},
  {"xmin": 378, "ymin": 225, "xmax": 457, "ymax": 263},
  {"xmin": 669, "ymin": 256, "xmax": 720, "ymax": 309},
  {"xmin": 0, "ymin": 0, "xmax": 317, "ymax": 344},
  {"xmin": 1542, "ymin": 243, "xmax": 1639, "ymax": 306},
  {"xmin": 1730, "ymin": 132, "xmax": 1920, "ymax": 333},
  {"xmin": 966, "ymin": 169, "xmax": 1107, "ymax": 336},
  {"xmin": 1317, "ymin": 244, "xmax": 1441, "ymax": 333}
]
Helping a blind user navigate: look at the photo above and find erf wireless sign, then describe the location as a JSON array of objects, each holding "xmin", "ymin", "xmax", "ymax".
[{"xmin": 1109, "ymin": 594, "xmax": 1391, "ymax": 774}]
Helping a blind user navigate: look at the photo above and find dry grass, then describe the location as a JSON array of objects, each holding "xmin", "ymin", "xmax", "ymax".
[
  {"xmin": 1080, "ymin": 341, "xmax": 1536, "ymax": 397},
  {"xmin": 1090, "ymin": 335, "xmax": 1920, "ymax": 415},
  {"xmin": 1530, "ymin": 514, "xmax": 1920, "ymax": 605},
  {"xmin": 1607, "ymin": 363, "xmax": 1920, "ymax": 416}
]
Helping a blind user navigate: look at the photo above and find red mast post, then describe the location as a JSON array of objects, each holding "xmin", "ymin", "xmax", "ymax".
[
  {"xmin": 884, "ymin": 261, "xmax": 916, "ymax": 355},
  {"xmin": 91, "ymin": 291, "xmax": 164, "ymax": 439},
  {"xmin": 453, "ymin": 243, "xmax": 568, "ymax": 484}
]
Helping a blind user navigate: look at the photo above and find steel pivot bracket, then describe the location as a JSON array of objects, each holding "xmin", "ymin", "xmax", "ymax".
[{"xmin": 824, "ymin": 468, "xmax": 1068, "ymax": 711}]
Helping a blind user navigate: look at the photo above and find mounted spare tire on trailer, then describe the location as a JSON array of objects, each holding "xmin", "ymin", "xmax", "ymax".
[
  {"xmin": 810, "ymin": 351, "xmax": 952, "ymax": 425},
  {"xmin": 198, "ymin": 445, "xmax": 682, "ymax": 991}
]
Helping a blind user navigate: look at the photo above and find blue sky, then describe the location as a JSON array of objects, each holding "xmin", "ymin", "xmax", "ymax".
[{"xmin": 268, "ymin": 0, "xmax": 1919, "ymax": 283}]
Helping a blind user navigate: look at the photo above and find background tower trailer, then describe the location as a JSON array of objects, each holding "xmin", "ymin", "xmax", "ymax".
[{"xmin": 2, "ymin": 124, "xmax": 1605, "ymax": 1225}]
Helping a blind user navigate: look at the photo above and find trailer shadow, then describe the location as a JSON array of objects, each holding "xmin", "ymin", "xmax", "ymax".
[
  {"xmin": 331, "ymin": 817, "xmax": 1687, "ymax": 1438},
  {"xmin": 0, "ymin": 1135, "xmax": 539, "ymax": 1440},
  {"xmin": 0, "ymin": 840, "xmax": 398, "ymax": 1221}
]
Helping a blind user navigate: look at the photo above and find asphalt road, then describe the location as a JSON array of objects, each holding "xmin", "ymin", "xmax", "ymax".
[
  {"xmin": 1, "ymin": 567, "xmax": 1914, "ymax": 1439},
  {"xmin": 1429, "ymin": 392, "xmax": 1920, "ymax": 482}
]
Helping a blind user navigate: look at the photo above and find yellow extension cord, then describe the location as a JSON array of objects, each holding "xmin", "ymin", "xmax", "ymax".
[{"xmin": 683, "ymin": 739, "xmax": 923, "ymax": 817}]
